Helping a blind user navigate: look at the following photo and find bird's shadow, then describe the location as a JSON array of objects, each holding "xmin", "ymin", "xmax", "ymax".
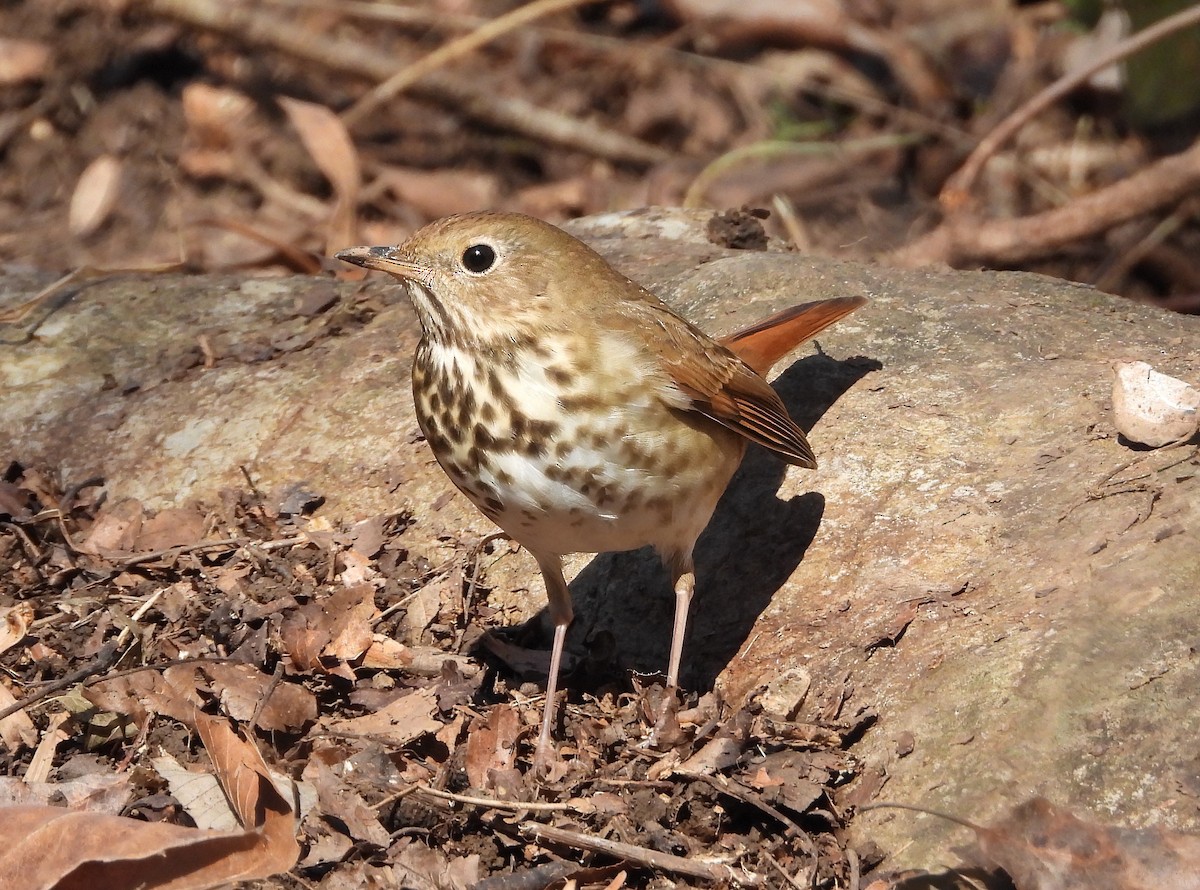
[{"xmin": 555, "ymin": 350, "xmax": 882, "ymax": 692}]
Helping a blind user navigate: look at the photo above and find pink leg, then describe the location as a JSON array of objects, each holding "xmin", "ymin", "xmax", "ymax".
[
  {"xmin": 532, "ymin": 553, "xmax": 572, "ymax": 768},
  {"xmin": 666, "ymin": 568, "xmax": 695, "ymax": 689}
]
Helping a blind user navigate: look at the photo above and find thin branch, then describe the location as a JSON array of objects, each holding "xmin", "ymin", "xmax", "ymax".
[
  {"xmin": 144, "ymin": 0, "xmax": 668, "ymax": 166},
  {"xmin": 892, "ymin": 136, "xmax": 1200, "ymax": 267},
  {"xmin": 416, "ymin": 785, "xmax": 576, "ymax": 813},
  {"xmin": 942, "ymin": 3, "xmax": 1200, "ymax": 207},
  {"xmin": 343, "ymin": 0, "xmax": 596, "ymax": 128},
  {"xmin": 519, "ymin": 821, "xmax": 756, "ymax": 884}
]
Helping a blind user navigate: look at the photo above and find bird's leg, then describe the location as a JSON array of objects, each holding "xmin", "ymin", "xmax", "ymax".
[
  {"xmin": 532, "ymin": 552, "xmax": 572, "ymax": 769},
  {"xmin": 664, "ymin": 552, "xmax": 696, "ymax": 689}
]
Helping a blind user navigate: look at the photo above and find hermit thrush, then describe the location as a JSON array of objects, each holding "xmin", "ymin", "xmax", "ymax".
[{"xmin": 337, "ymin": 212, "xmax": 864, "ymax": 760}]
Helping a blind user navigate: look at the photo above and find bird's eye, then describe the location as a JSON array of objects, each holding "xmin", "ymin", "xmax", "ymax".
[{"xmin": 461, "ymin": 243, "xmax": 496, "ymax": 274}]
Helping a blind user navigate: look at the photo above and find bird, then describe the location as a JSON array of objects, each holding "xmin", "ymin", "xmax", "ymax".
[{"xmin": 336, "ymin": 211, "xmax": 865, "ymax": 763}]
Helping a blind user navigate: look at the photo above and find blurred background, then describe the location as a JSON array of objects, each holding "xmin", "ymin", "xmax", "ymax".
[{"xmin": 2, "ymin": 0, "xmax": 1199, "ymax": 311}]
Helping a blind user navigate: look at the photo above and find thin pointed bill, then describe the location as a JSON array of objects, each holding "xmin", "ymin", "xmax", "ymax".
[{"xmin": 334, "ymin": 245, "xmax": 427, "ymax": 282}]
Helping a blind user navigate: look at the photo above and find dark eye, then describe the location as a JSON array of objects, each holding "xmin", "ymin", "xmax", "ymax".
[{"xmin": 462, "ymin": 243, "xmax": 496, "ymax": 274}]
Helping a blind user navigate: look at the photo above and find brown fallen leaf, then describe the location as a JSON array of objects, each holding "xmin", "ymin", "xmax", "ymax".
[
  {"xmin": 327, "ymin": 685, "xmax": 442, "ymax": 746},
  {"xmin": 204, "ymin": 662, "xmax": 318, "ymax": 732},
  {"xmin": 0, "ymin": 710, "xmax": 299, "ymax": 889},
  {"xmin": 133, "ymin": 505, "xmax": 210, "ymax": 553},
  {"xmin": 79, "ymin": 498, "xmax": 145, "ymax": 555},
  {"xmin": 0, "ymin": 681, "xmax": 38, "ymax": 751},
  {"xmin": 0, "ymin": 602, "xmax": 34, "ymax": 657},
  {"xmin": 69, "ymin": 154, "xmax": 124, "ymax": 238},
  {"xmin": 279, "ymin": 96, "xmax": 361, "ymax": 256},
  {"xmin": 464, "ymin": 704, "xmax": 522, "ymax": 791},
  {"xmin": 0, "ymin": 37, "xmax": 51, "ymax": 84}
]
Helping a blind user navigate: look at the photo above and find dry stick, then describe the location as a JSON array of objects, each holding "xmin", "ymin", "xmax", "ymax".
[
  {"xmin": 893, "ymin": 135, "xmax": 1200, "ymax": 267},
  {"xmin": 943, "ymin": 3, "xmax": 1200, "ymax": 207},
  {"xmin": 144, "ymin": 0, "xmax": 667, "ymax": 166},
  {"xmin": 683, "ymin": 133, "xmax": 925, "ymax": 208},
  {"xmin": 343, "ymin": 0, "xmax": 597, "ymax": 128},
  {"xmin": 416, "ymin": 784, "xmax": 576, "ymax": 813},
  {"xmin": 1093, "ymin": 198, "xmax": 1195, "ymax": 293},
  {"xmin": 115, "ymin": 534, "xmax": 310, "ymax": 567},
  {"xmin": 518, "ymin": 821, "xmax": 756, "ymax": 885},
  {"xmin": 0, "ymin": 652, "xmax": 239, "ymax": 722}
]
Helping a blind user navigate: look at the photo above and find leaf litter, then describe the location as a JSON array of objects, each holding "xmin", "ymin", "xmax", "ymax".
[
  {"xmin": 5, "ymin": 461, "xmax": 1200, "ymax": 888},
  {"xmin": 0, "ymin": 462, "xmax": 877, "ymax": 888}
]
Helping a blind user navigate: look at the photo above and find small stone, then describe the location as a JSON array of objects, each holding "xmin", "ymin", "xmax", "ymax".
[
  {"xmin": 1111, "ymin": 361, "xmax": 1199, "ymax": 447},
  {"xmin": 757, "ymin": 666, "xmax": 812, "ymax": 721}
]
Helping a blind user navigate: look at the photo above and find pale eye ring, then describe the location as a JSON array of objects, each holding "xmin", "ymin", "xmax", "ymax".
[{"xmin": 462, "ymin": 243, "xmax": 497, "ymax": 274}]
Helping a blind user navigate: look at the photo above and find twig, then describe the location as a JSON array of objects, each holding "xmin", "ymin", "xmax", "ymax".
[
  {"xmin": 765, "ymin": 852, "xmax": 810, "ymax": 890},
  {"xmin": 0, "ymin": 642, "xmax": 120, "ymax": 721},
  {"xmin": 417, "ymin": 784, "xmax": 576, "ymax": 813},
  {"xmin": 683, "ymin": 133, "xmax": 925, "ymax": 208},
  {"xmin": 143, "ymin": 0, "xmax": 668, "ymax": 166},
  {"xmin": 892, "ymin": 136, "xmax": 1200, "ymax": 267},
  {"xmin": 115, "ymin": 534, "xmax": 310, "ymax": 567},
  {"xmin": 942, "ymin": 3, "xmax": 1200, "ymax": 207},
  {"xmin": 518, "ymin": 821, "xmax": 756, "ymax": 884},
  {"xmin": 250, "ymin": 660, "xmax": 286, "ymax": 730},
  {"xmin": 343, "ymin": 0, "xmax": 596, "ymax": 127},
  {"xmin": 1093, "ymin": 198, "xmax": 1195, "ymax": 293}
]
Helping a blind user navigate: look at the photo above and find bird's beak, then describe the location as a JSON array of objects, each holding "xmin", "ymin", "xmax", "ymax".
[{"xmin": 335, "ymin": 245, "xmax": 426, "ymax": 281}]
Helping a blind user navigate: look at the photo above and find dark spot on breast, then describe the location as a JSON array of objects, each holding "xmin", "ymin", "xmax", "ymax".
[
  {"xmin": 521, "ymin": 437, "xmax": 548, "ymax": 458},
  {"xmin": 483, "ymin": 495, "xmax": 504, "ymax": 514},
  {"xmin": 473, "ymin": 423, "xmax": 496, "ymax": 450},
  {"xmin": 554, "ymin": 440, "xmax": 573, "ymax": 458},
  {"xmin": 480, "ymin": 401, "xmax": 496, "ymax": 423},
  {"xmin": 548, "ymin": 366, "xmax": 574, "ymax": 386},
  {"xmin": 455, "ymin": 388, "xmax": 476, "ymax": 429},
  {"xmin": 486, "ymin": 368, "xmax": 504, "ymax": 398},
  {"xmin": 529, "ymin": 419, "xmax": 558, "ymax": 440},
  {"xmin": 510, "ymin": 412, "xmax": 528, "ymax": 438}
]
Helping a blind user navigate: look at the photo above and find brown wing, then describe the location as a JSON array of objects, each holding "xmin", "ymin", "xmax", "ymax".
[
  {"xmin": 633, "ymin": 304, "xmax": 818, "ymax": 468},
  {"xmin": 719, "ymin": 296, "xmax": 867, "ymax": 377}
]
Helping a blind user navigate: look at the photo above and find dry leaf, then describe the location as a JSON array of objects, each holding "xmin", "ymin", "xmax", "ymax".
[
  {"xmin": 328, "ymin": 686, "xmax": 441, "ymax": 746},
  {"xmin": 0, "ymin": 38, "xmax": 51, "ymax": 84},
  {"xmin": 69, "ymin": 154, "xmax": 124, "ymax": 238},
  {"xmin": 79, "ymin": 498, "xmax": 144, "ymax": 555},
  {"xmin": 378, "ymin": 166, "xmax": 499, "ymax": 219},
  {"xmin": 464, "ymin": 704, "xmax": 521, "ymax": 790},
  {"xmin": 0, "ymin": 681, "xmax": 37, "ymax": 752},
  {"xmin": 0, "ymin": 602, "xmax": 34, "ymax": 657},
  {"xmin": 0, "ymin": 710, "xmax": 299, "ymax": 889},
  {"xmin": 278, "ymin": 96, "xmax": 360, "ymax": 254},
  {"xmin": 134, "ymin": 505, "xmax": 209, "ymax": 553},
  {"xmin": 204, "ymin": 662, "xmax": 318, "ymax": 732}
]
